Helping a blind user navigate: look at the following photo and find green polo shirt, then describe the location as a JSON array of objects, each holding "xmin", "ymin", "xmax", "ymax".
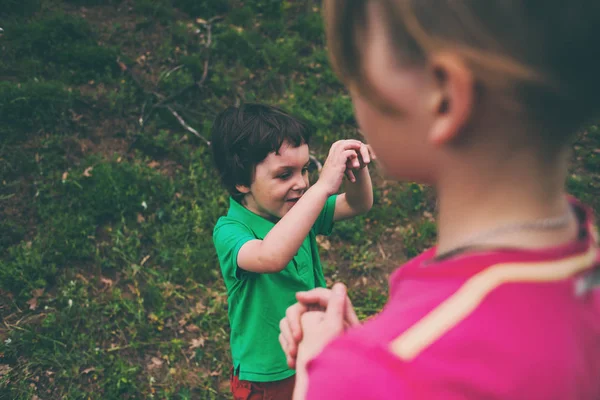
[{"xmin": 213, "ymin": 195, "xmax": 336, "ymax": 382}]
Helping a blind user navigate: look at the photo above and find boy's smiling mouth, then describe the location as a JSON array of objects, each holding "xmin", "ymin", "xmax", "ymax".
[{"xmin": 286, "ymin": 197, "xmax": 301, "ymax": 203}]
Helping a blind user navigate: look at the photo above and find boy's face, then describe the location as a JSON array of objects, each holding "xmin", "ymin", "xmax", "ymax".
[{"xmin": 238, "ymin": 142, "xmax": 310, "ymax": 220}]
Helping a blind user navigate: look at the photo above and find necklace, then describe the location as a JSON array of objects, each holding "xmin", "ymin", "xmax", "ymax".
[{"xmin": 434, "ymin": 209, "xmax": 574, "ymax": 261}]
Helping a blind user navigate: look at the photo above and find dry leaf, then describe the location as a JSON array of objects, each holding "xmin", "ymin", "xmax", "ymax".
[
  {"xmin": 100, "ymin": 277, "xmax": 113, "ymax": 287},
  {"xmin": 137, "ymin": 213, "xmax": 145, "ymax": 223},
  {"xmin": 118, "ymin": 61, "xmax": 127, "ymax": 71},
  {"xmin": 316, "ymin": 236, "xmax": 331, "ymax": 251},
  {"xmin": 147, "ymin": 357, "xmax": 163, "ymax": 370},
  {"xmin": 26, "ymin": 297, "xmax": 38, "ymax": 310},
  {"xmin": 186, "ymin": 324, "xmax": 200, "ymax": 333},
  {"xmin": 189, "ymin": 337, "xmax": 205, "ymax": 350},
  {"xmin": 83, "ymin": 167, "xmax": 93, "ymax": 177},
  {"xmin": 196, "ymin": 18, "xmax": 207, "ymax": 24},
  {"xmin": 75, "ymin": 273, "xmax": 89, "ymax": 284},
  {"xmin": 0, "ymin": 365, "xmax": 11, "ymax": 377},
  {"xmin": 62, "ymin": 172, "xmax": 69, "ymax": 181},
  {"xmin": 140, "ymin": 255, "xmax": 150, "ymax": 266},
  {"xmin": 147, "ymin": 160, "xmax": 160, "ymax": 169},
  {"xmin": 193, "ymin": 302, "xmax": 207, "ymax": 314},
  {"xmin": 81, "ymin": 367, "xmax": 96, "ymax": 374},
  {"xmin": 26, "ymin": 288, "xmax": 45, "ymax": 310}
]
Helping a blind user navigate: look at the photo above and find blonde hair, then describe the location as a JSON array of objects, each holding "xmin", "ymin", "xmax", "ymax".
[{"xmin": 325, "ymin": 0, "xmax": 600, "ymax": 136}]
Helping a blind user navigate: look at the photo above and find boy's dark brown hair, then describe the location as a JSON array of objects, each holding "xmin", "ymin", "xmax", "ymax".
[{"xmin": 211, "ymin": 103, "xmax": 313, "ymax": 199}]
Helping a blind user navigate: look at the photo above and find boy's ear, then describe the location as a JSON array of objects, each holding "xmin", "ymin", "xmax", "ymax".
[
  {"xmin": 427, "ymin": 53, "xmax": 474, "ymax": 146},
  {"xmin": 235, "ymin": 184, "xmax": 251, "ymax": 194}
]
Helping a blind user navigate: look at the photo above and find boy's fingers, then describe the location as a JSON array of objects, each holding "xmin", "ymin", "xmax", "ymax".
[
  {"xmin": 367, "ymin": 145, "xmax": 377, "ymax": 160},
  {"xmin": 345, "ymin": 169, "xmax": 356, "ymax": 182},
  {"xmin": 360, "ymin": 145, "xmax": 370, "ymax": 164}
]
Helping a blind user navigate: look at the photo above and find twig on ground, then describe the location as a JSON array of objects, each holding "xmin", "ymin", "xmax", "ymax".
[
  {"xmin": 167, "ymin": 106, "xmax": 210, "ymax": 145},
  {"xmin": 136, "ymin": 16, "xmax": 223, "ymax": 132}
]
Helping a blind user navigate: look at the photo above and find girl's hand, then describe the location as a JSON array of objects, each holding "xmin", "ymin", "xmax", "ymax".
[
  {"xmin": 279, "ymin": 286, "xmax": 360, "ymax": 369},
  {"xmin": 283, "ymin": 284, "xmax": 354, "ymax": 370}
]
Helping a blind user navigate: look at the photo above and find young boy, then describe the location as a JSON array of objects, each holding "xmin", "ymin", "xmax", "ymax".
[{"xmin": 211, "ymin": 103, "xmax": 372, "ymax": 399}]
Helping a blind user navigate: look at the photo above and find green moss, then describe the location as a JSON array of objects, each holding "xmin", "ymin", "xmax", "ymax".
[
  {"xmin": 0, "ymin": 0, "xmax": 41, "ymax": 17},
  {"xmin": 2, "ymin": 13, "xmax": 119, "ymax": 83},
  {"xmin": 0, "ymin": 81, "xmax": 80, "ymax": 142},
  {"xmin": 173, "ymin": 0, "xmax": 230, "ymax": 17}
]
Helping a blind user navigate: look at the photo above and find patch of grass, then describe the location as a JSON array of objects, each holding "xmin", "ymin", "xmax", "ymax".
[
  {"xmin": 0, "ymin": 81, "xmax": 81, "ymax": 142},
  {"xmin": 0, "ymin": 0, "xmax": 41, "ymax": 17},
  {"xmin": 400, "ymin": 220, "xmax": 437, "ymax": 259},
  {"xmin": 567, "ymin": 174, "xmax": 600, "ymax": 213},
  {"xmin": 134, "ymin": 0, "xmax": 175, "ymax": 25},
  {"xmin": 173, "ymin": 0, "xmax": 231, "ymax": 17},
  {"xmin": 1, "ymin": 13, "xmax": 120, "ymax": 83},
  {"xmin": 350, "ymin": 286, "xmax": 388, "ymax": 321}
]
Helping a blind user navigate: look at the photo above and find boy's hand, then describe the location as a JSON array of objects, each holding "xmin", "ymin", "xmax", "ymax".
[
  {"xmin": 279, "ymin": 285, "xmax": 360, "ymax": 369},
  {"xmin": 345, "ymin": 143, "xmax": 375, "ymax": 183},
  {"xmin": 317, "ymin": 140, "xmax": 364, "ymax": 196}
]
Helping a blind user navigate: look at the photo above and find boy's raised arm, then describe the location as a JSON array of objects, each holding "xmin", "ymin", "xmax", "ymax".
[{"xmin": 238, "ymin": 141, "xmax": 363, "ymax": 274}]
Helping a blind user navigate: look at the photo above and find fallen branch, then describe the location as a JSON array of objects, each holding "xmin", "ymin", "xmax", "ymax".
[
  {"xmin": 137, "ymin": 16, "xmax": 223, "ymax": 132},
  {"xmin": 167, "ymin": 106, "xmax": 210, "ymax": 145}
]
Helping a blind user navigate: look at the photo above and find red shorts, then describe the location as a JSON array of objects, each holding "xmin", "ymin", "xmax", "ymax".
[{"xmin": 230, "ymin": 370, "xmax": 295, "ymax": 400}]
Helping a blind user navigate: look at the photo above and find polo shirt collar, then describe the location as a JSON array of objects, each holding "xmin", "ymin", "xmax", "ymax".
[{"xmin": 227, "ymin": 197, "xmax": 276, "ymax": 238}]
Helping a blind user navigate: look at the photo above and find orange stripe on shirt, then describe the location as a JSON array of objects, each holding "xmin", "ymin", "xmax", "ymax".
[{"xmin": 389, "ymin": 246, "xmax": 598, "ymax": 361}]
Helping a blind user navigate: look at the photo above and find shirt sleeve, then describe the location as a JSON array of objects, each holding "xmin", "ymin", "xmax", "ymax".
[
  {"xmin": 312, "ymin": 195, "xmax": 337, "ymax": 236},
  {"xmin": 213, "ymin": 220, "xmax": 256, "ymax": 282}
]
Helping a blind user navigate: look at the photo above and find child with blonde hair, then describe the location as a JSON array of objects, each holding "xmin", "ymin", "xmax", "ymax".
[{"xmin": 279, "ymin": 1, "xmax": 600, "ymax": 399}]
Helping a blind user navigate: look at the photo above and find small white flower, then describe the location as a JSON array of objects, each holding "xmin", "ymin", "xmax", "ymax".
[
  {"xmin": 4, "ymin": 338, "xmax": 11, "ymax": 345},
  {"xmin": 44, "ymin": 306, "xmax": 48, "ymax": 310},
  {"xmin": 95, "ymin": 347, "xmax": 100, "ymax": 352},
  {"xmin": 141, "ymin": 201, "xmax": 148, "ymax": 210},
  {"xmin": 68, "ymin": 299, "xmax": 73, "ymax": 308},
  {"xmin": 149, "ymin": 376, "xmax": 156, "ymax": 384},
  {"xmin": 69, "ymin": 280, "xmax": 76, "ymax": 286}
]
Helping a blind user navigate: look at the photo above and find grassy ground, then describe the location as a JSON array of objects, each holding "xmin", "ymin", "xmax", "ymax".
[{"xmin": 0, "ymin": 1, "xmax": 598, "ymax": 398}]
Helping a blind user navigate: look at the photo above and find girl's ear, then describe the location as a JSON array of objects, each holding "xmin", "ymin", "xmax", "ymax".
[{"xmin": 427, "ymin": 53, "xmax": 474, "ymax": 146}]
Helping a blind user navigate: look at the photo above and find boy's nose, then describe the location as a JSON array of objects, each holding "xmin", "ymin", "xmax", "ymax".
[{"xmin": 293, "ymin": 175, "xmax": 308, "ymax": 190}]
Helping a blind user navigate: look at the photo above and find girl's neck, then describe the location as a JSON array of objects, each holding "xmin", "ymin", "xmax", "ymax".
[{"xmin": 435, "ymin": 143, "xmax": 578, "ymax": 256}]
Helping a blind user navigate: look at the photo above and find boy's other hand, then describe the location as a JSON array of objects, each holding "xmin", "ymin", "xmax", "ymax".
[
  {"xmin": 317, "ymin": 140, "xmax": 363, "ymax": 195},
  {"xmin": 279, "ymin": 285, "xmax": 360, "ymax": 369}
]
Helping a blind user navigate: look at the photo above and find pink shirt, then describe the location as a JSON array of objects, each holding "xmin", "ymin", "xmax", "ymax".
[{"xmin": 307, "ymin": 202, "xmax": 600, "ymax": 399}]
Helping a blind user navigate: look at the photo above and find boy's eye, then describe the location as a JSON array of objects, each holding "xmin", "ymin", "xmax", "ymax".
[{"xmin": 278, "ymin": 172, "xmax": 291, "ymax": 180}]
